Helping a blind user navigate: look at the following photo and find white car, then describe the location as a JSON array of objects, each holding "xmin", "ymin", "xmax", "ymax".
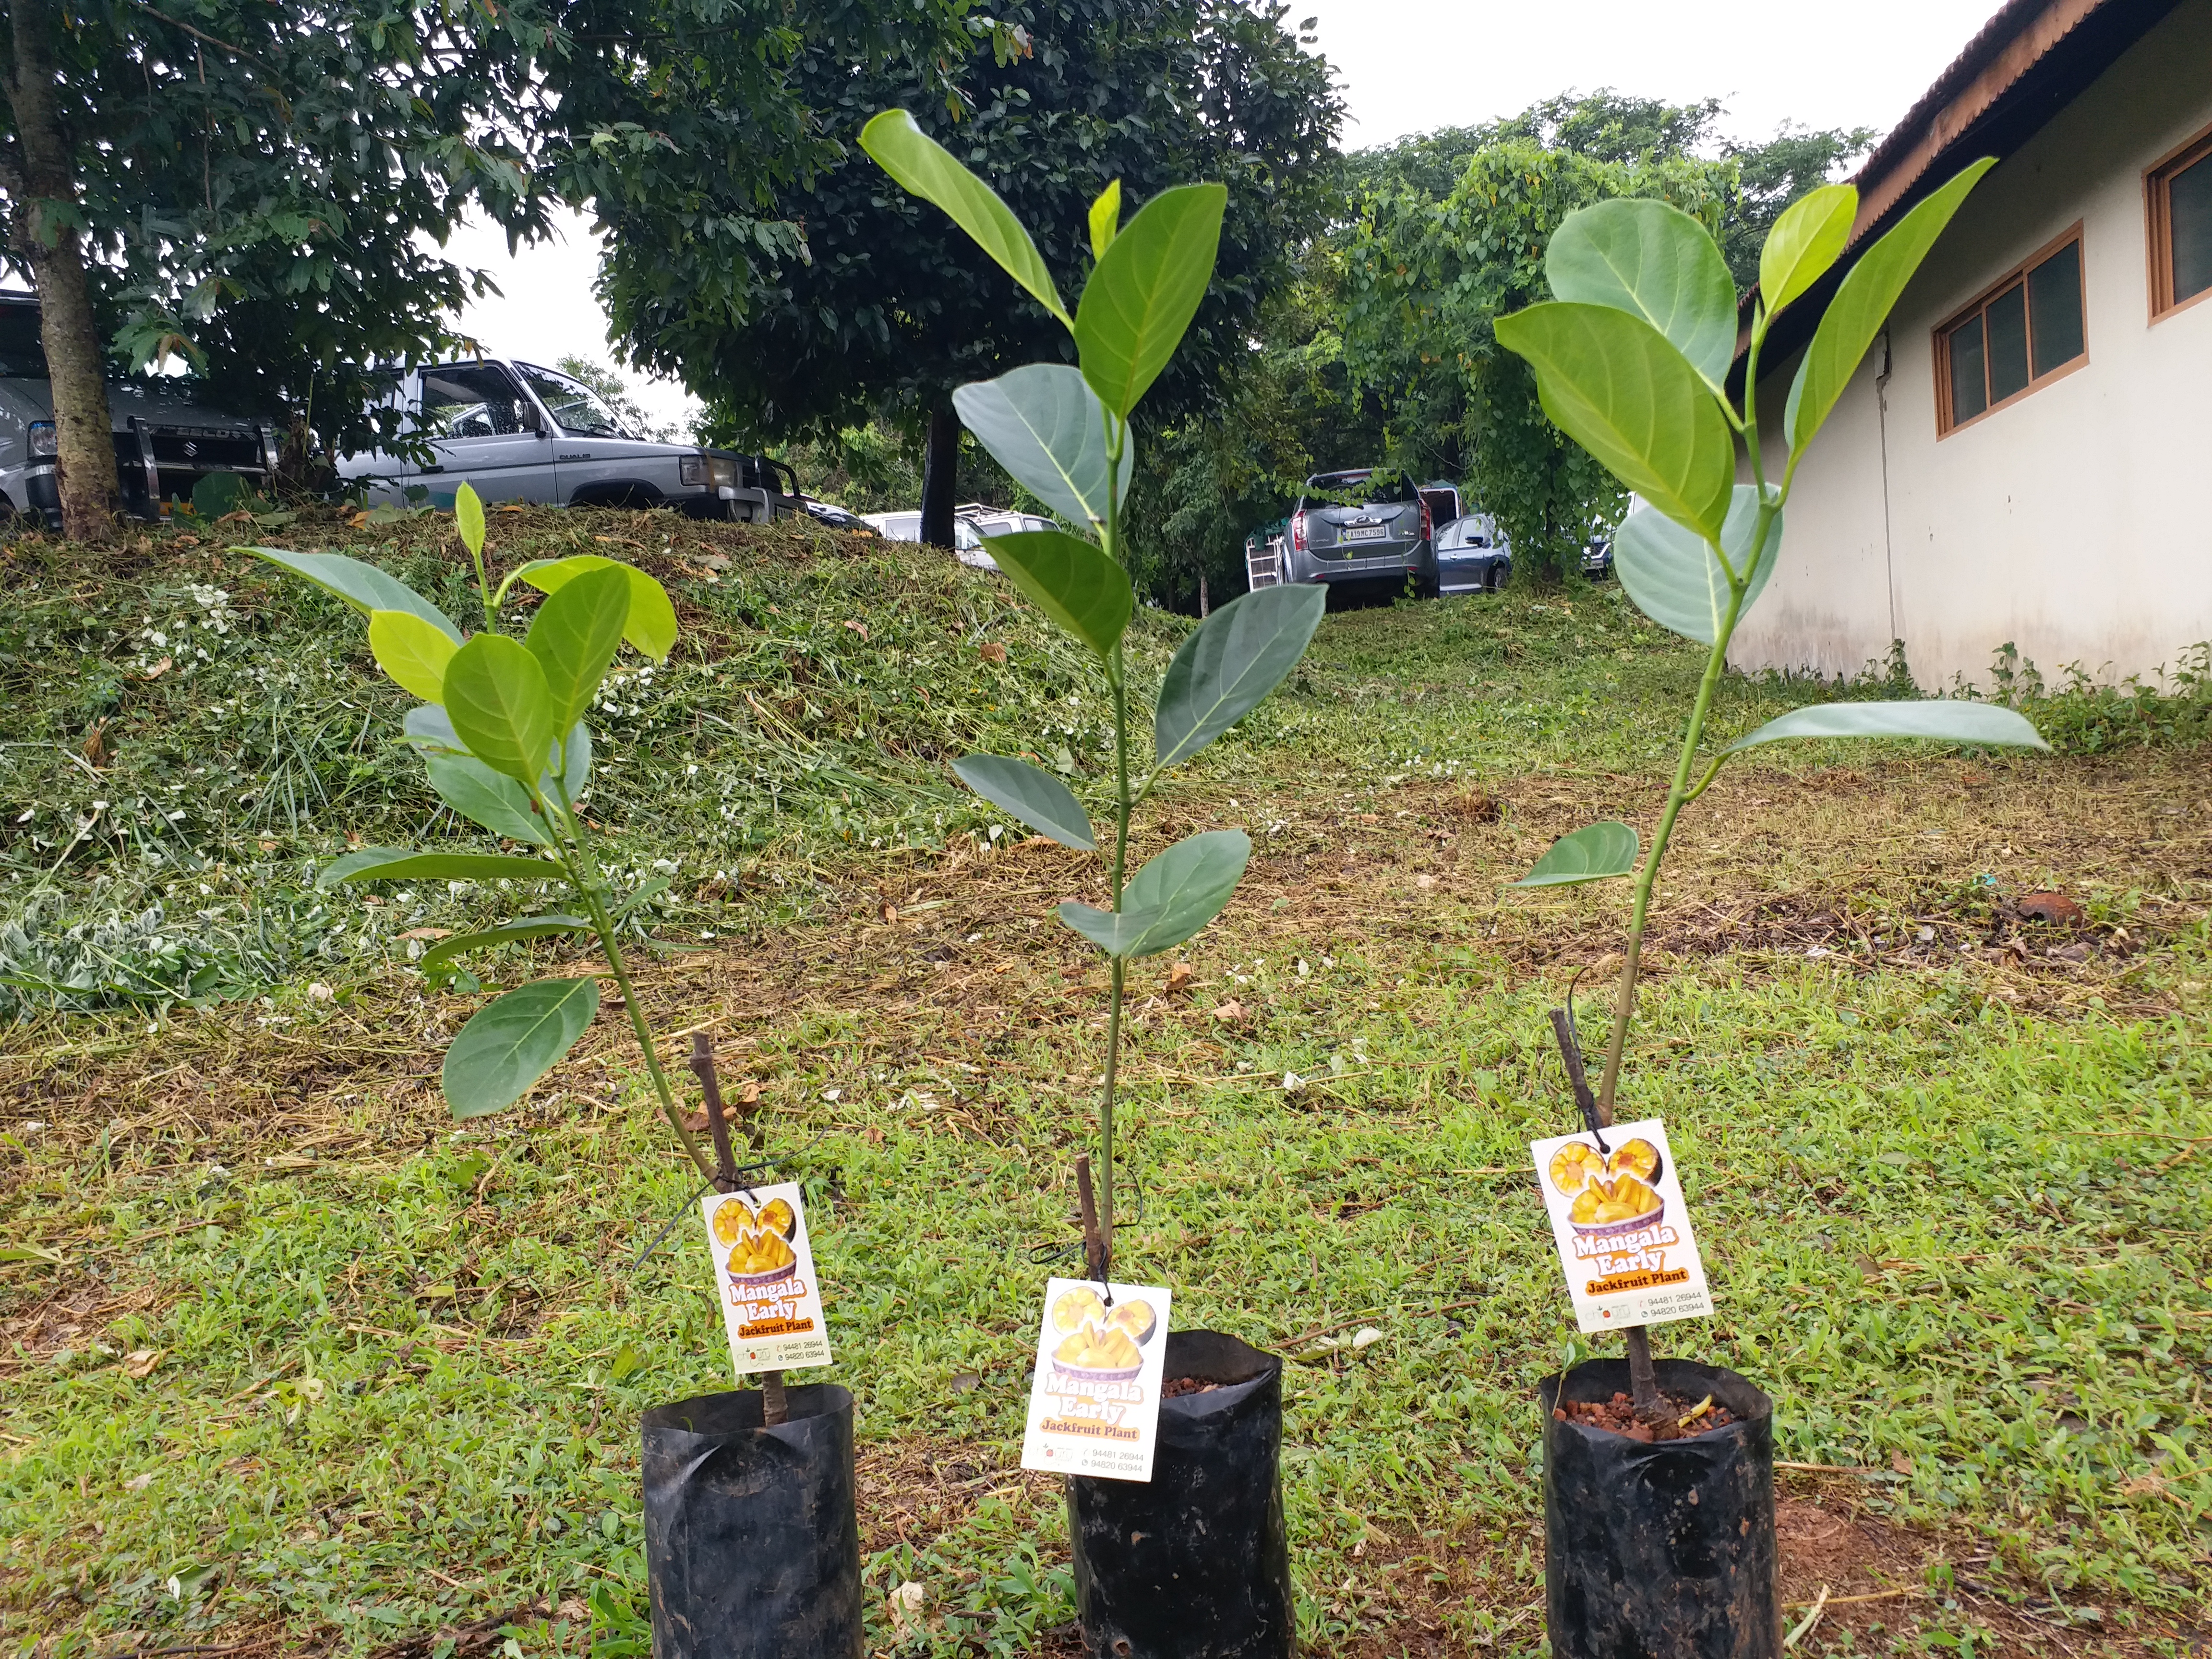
[{"xmin": 863, "ymin": 504, "xmax": 1055, "ymax": 568}]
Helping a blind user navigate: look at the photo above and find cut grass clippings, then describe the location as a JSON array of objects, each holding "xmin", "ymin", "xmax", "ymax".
[{"xmin": 2, "ymin": 508, "xmax": 2210, "ymax": 1657}]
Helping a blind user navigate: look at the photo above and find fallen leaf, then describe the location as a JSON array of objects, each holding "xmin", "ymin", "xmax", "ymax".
[
  {"xmin": 978, "ymin": 641, "xmax": 1007, "ymax": 664},
  {"xmin": 1415, "ymin": 874, "xmax": 1437, "ymax": 890},
  {"xmin": 879, "ymin": 902, "xmax": 898, "ymax": 925},
  {"xmin": 843, "ymin": 619, "xmax": 870, "ymax": 641},
  {"xmin": 123, "ymin": 1471, "xmax": 156, "ymax": 1491},
  {"xmin": 140, "ymin": 656, "xmax": 173, "ymax": 680},
  {"xmin": 2018, "ymin": 890, "xmax": 2085, "ymax": 926},
  {"xmin": 889, "ymin": 1582, "xmax": 926, "ymax": 1637},
  {"xmin": 123, "ymin": 1349, "xmax": 162, "ymax": 1379},
  {"xmin": 256, "ymin": 839, "xmax": 278, "ymax": 852},
  {"xmin": 1210, "ymin": 1000, "xmax": 1248, "ymax": 1023},
  {"xmin": 1890, "ymin": 1451, "xmax": 1913, "ymax": 1475},
  {"xmin": 950, "ymin": 1371, "xmax": 982, "ymax": 1394},
  {"xmin": 397, "ymin": 926, "xmax": 452, "ymax": 941},
  {"xmin": 1165, "ymin": 961, "xmax": 1194, "ymax": 994},
  {"xmin": 499, "ymin": 501, "xmax": 527, "ymax": 513}
]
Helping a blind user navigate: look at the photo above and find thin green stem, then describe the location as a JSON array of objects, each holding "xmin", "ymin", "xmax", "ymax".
[
  {"xmin": 550, "ymin": 779, "xmax": 714, "ymax": 1180},
  {"xmin": 1593, "ymin": 509, "xmax": 1767, "ymax": 1118},
  {"xmin": 1095, "ymin": 409, "xmax": 1134, "ymax": 1248}
]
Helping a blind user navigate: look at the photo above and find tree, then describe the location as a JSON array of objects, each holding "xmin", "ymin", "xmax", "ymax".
[
  {"xmin": 1338, "ymin": 91, "xmax": 1871, "ymax": 583},
  {"xmin": 606, "ymin": 0, "xmax": 1343, "ymax": 549},
  {"xmin": 0, "ymin": 0, "xmax": 969, "ymax": 541},
  {"xmin": 1123, "ymin": 240, "xmax": 1386, "ymax": 610},
  {"xmin": 1721, "ymin": 122, "xmax": 1877, "ymax": 287},
  {"xmin": 1344, "ymin": 139, "xmax": 1734, "ymax": 583}
]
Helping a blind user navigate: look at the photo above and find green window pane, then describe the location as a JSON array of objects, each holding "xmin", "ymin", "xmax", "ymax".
[
  {"xmin": 2027, "ymin": 241, "xmax": 2085, "ymax": 376},
  {"xmin": 1985, "ymin": 282, "xmax": 2030, "ymax": 404},
  {"xmin": 2172, "ymin": 152, "xmax": 2212, "ymax": 304},
  {"xmin": 1948, "ymin": 313, "xmax": 1987, "ymax": 425}
]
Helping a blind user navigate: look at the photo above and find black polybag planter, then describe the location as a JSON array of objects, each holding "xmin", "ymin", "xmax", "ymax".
[
  {"xmin": 1541, "ymin": 1358, "xmax": 1779, "ymax": 1659},
  {"xmin": 1066, "ymin": 1330, "xmax": 1294, "ymax": 1659},
  {"xmin": 641, "ymin": 1384, "xmax": 863, "ymax": 1659}
]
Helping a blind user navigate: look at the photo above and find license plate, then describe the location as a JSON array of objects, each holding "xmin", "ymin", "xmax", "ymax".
[{"xmin": 1341, "ymin": 525, "xmax": 1386, "ymax": 541}]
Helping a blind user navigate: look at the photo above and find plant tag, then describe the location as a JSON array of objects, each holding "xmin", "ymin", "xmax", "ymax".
[
  {"xmin": 701, "ymin": 1182, "xmax": 832, "ymax": 1375},
  {"xmin": 1020, "ymin": 1278, "xmax": 1171, "ymax": 1483},
  {"xmin": 1530, "ymin": 1118, "xmax": 1714, "ymax": 1334}
]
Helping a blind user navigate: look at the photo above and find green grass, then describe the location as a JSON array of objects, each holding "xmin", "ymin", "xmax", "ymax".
[{"xmin": 3, "ymin": 513, "xmax": 2210, "ymax": 1656}]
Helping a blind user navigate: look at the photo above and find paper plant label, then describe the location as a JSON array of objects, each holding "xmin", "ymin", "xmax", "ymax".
[
  {"xmin": 701, "ymin": 1183, "xmax": 832, "ymax": 1375},
  {"xmin": 1530, "ymin": 1118, "xmax": 1714, "ymax": 1334},
  {"xmin": 1020, "ymin": 1278, "xmax": 1172, "ymax": 1483}
]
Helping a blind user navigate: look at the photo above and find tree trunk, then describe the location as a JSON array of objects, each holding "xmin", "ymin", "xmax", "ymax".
[
  {"xmin": 1197, "ymin": 571, "xmax": 1210, "ymax": 617},
  {"xmin": 1, "ymin": 0, "xmax": 119, "ymax": 541},
  {"xmin": 920, "ymin": 403, "xmax": 959, "ymax": 550}
]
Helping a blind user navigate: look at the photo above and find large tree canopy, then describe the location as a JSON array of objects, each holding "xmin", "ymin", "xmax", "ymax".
[
  {"xmin": 0, "ymin": 0, "xmax": 970, "ymax": 537},
  {"xmin": 606, "ymin": 0, "xmax": 1342, "ymax": 546}
]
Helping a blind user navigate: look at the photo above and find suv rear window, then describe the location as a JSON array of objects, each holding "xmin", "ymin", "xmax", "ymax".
[{"xmin": 1306, "ymin": 469, "xmax": 1415, "ymax": 505}]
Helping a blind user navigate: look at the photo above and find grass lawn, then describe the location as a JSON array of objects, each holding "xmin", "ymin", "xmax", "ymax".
[{"xmin": 3, "ymin": 508, "xmax": 2209, "ymax": 1657}]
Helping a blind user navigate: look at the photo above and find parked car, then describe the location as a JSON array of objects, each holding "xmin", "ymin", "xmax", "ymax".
[
  {"xmin": 1435, "ymin": 513, "xmax": 1512, "ymax": 593},
  {"xmin": 1582, "ymin": 534, "xmax": 1615, "ymax": 579},
  {"xmin": 863, "ymin": 504, "xmax": 1055, "ymax": 568},
  {"xmin": 1284, "ymin": 468, "xmax": 1439, "ymax": 597},
  {"xmin": 0, "ymin": 292, "xmax": 278, "ymax": 528},
  {"xmin": 337, "ymin": 357, "xmax": 793, "ymax": 521}
]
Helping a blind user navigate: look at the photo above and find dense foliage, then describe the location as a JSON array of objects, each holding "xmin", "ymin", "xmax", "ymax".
[
  {"xmin": 619, "ymin": 0, "xmax": 1341, "ymax": 543},
  {"xmin": 1338, "ymin": 94, "xmax": 1872, "ymax": 586}
]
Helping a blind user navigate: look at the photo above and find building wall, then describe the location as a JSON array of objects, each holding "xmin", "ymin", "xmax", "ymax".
[{"xmin": 1731, "ymin": 0, "xmax": 2212, "ymax": 691}]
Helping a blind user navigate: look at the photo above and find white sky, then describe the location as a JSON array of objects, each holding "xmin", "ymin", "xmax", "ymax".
[{"xmin": 441, "ymin": 0, "xmax": 2004, "ymax": 437}]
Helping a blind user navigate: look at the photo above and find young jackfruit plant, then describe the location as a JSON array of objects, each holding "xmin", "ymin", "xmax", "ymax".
[
  {"xmin": 1492, "ymin": 160, "xmax": 2048, "ymax": 1412},
  {"xmin": 859, "ymin": 113, "xmax": 1326, "ymax": 1251},
  {"xmin": 238, "ymin": 486, "xmax": 715, "ymax": 1177}
]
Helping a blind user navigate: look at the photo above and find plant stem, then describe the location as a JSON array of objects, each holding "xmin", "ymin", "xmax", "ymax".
[
  {"xmin": 552, "ymin": 787, "xmax": 713, "ymax": 1181},
  {"xmin": 1593, "ymin": 567, "xmax": 1755, "ymax": 1119},
  {"xmin": 761, "ymin": 1368, "xmax": 788, "ymax": 1426},
  {"xmin": 1624, "ymin": 1327, "xmax": 1659, "ymax": 1414},
  {"xmin": 1095, "ymin": 413, "xmax": 1134, "ymax": 1252}
]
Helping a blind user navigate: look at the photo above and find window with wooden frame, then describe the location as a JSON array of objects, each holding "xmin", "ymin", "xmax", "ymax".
[
  {"xmin": 1934, "ymin": 227, "xmax": 2087, "ymax": 435},
  {"xmin": 2147, "ymin": 121, "xmax": 2212, "ymax": 321}
]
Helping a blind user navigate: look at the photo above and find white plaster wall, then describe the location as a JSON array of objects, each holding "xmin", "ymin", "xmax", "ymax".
[{"xmin": 1730, "ymin": 0, "xmax": 2212, "ymax": 690}]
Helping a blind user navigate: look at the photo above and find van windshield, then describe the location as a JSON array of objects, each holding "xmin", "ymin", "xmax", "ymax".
[{"xmin": 0, "ymin": 305, "xmax": 49, "ymax": 378}]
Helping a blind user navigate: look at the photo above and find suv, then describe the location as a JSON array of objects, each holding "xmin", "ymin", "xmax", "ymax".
[
  {"xmin": 1285, "ymin": 468, "xmax": 1438, "ymax": 597},
  {"xmin": 0, "ymin": 293, "xmax": 278, "ymax": 527},
  {"xmin": 337, "ymin": 358, "xmax": 793, "ymax": 521}
]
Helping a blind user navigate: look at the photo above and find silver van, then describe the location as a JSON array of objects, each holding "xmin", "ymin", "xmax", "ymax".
[
  {"xmin": 337, "ymin": 357, "xmax": 790, "ymax": 521},
  {"xmin": 0, "ymin": 293, "xmax": 277, "ymax": 527}
]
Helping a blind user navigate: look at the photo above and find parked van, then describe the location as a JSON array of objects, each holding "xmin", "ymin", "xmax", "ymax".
[{"xmin": 337, "ymin": 357, "xmax": 793, "ymax": 521}]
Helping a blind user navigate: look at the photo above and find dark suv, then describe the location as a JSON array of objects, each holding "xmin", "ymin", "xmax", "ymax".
[{"xmin": 1284, "ymin": 467, "xmax": 1438, "ymax": 597}]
